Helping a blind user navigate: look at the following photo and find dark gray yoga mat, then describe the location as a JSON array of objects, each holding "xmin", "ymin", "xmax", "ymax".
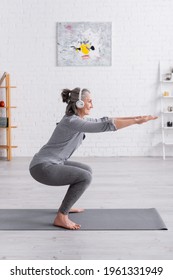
[{"xmin": 0, "ymin": 208, "xmax": 167, "ymax": 231}]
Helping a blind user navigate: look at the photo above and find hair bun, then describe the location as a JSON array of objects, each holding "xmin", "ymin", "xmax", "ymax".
[{"xmin": 61, "ymin": 89, "xmax": 71, "ymax": 103}]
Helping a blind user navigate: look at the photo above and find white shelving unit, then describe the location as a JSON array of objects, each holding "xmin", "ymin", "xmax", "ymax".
[{"xmin": 160, "ymin": 61, "xmax": 173, "ymax": 160}]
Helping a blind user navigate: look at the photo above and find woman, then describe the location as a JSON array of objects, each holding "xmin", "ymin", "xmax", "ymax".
[{"xmin": 29, "ymin": 87, "xmax": 157, "ymax": 230}]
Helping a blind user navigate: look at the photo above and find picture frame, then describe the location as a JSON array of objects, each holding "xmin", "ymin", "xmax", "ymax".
[{"xmin": 56, "ymin": 22, "xmax": 112, "ymax": 66}]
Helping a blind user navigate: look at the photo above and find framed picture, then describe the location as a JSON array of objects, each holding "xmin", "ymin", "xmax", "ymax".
[{"xmin": 56, "ymin": 22, "xmax": 112, "ymax": 66}]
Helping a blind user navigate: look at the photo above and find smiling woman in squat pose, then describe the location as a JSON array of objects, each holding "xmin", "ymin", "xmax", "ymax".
[{"xmin": 29, "ymin": 87, "xmax": 157, "ymax": 230}]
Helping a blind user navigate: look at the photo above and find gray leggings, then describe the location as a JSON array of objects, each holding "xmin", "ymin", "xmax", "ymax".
[{"xmin": 29, "ymin": 160, "xmax": 92, "ymax": 215}]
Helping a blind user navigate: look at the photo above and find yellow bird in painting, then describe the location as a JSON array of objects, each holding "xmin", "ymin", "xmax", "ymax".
[
  {"xmin": 71, "ymin": 41, "xmax": 95, "ymax": 59},
  {"xmin": 78, "ymin": 43, "xmax": 90, "ymax": 55}
]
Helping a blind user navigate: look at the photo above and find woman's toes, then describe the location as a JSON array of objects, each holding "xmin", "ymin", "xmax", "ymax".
[{"xmin": 75, "ymin": 224, "xmax": 81, "ymax": 229}]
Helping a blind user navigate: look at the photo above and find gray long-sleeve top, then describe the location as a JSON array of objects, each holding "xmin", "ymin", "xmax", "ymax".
[{"xmin": 29, "ymin": 114, "xmax": 117, "ymax": 169}]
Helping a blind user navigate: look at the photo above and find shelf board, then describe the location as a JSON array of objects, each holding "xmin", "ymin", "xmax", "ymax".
[
  {"xmin": 0, "ymin": 106, "xmax": 17, "ymax": 109},
  {"xmin": 160, "ymin": 80, "xmax": 173, "ymax": 83},
  {"xmin": 161, "ymin": 111, "xmax": 173, "ymax": 114},
  {"xmin": 0, "ymin": 86, "xmax": 16, "ymax": 88},
  {"xmin": 0, "ymin": 126, "xmax": 17, "ymax": 129},
  {"xmin": 163, "ymin": 143, "xmax": 173, "ymax": 146},
  {"xmin": 162, "ymin": 96, "xmax": 173, "ymax": 98},
  {"xmin": 0, "ymin": 145, "xmax": 17, "ymax": 149},
  {"xmin": 162, "ymin": 126, "xmax": 173, "ymax": 129}
]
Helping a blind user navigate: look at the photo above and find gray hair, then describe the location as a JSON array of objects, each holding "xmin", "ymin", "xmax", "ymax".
[{"xmin": 61, "ymin": 87, "xmax": 90, "ymax": 116}]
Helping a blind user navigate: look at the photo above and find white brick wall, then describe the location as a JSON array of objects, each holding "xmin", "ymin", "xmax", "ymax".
[{"xmin": 0, "ymin": 0, "xmax": 173, "ymax": 157}]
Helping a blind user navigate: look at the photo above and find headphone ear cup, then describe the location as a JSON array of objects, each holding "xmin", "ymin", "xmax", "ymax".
[{"xmin": 76, "ymin": 100, "xmax": 84, "ymax": 109}]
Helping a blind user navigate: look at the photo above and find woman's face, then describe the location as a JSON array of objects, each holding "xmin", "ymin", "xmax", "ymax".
[{"xmin": 78, "ymin": 92, "xmax": 93, "ymax": 117}]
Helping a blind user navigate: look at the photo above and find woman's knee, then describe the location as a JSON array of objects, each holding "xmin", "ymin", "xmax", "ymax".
[
  {"xmin": 83, "ymin": 171, "xmax": 92, "ymax": 186},
  {"xmin": 81, "ymin": 163, "xmax": 92, "ymax": 174},
  {"xmin": 86, "ymin": 165, "xmax": 93, "ymax": 174}
]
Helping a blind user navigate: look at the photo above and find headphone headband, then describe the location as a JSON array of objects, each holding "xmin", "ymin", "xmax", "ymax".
[
  {"xmin": 78, "ymin": 89, "xmax": 82, "ymax": 101},
  {"xmin": 76, "ymin": 89, "xmax": 84, "ymax": 109}
]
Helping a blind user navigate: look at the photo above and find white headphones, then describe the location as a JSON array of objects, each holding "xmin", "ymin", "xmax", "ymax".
[{"xmin": 76, "ymin": 89, "xmax": 84, "ymax": 109}]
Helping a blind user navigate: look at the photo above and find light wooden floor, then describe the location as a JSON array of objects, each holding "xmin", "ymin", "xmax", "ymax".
[{"xmin": 0, "ymin": 156, "xmax": 173, "ymax": 260}]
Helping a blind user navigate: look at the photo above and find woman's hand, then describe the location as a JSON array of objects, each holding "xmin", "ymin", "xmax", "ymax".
[{"xmin": 135, "ymin": 115, "xmax": 158, "ymax": 124}]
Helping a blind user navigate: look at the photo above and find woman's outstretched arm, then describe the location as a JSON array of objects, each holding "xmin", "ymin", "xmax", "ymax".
[
  {"xmin": 115, "ymin": 116, "xmax": 142, "ymax": 120},
  {"xmin": 114, "ymin": 115, "xmax": 158, "ymax": 130}
]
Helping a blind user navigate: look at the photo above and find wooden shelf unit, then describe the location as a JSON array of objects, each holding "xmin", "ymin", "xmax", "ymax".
[{"xmin": 0, "ymin": 73, "xmax": 17, "ymax": 160}]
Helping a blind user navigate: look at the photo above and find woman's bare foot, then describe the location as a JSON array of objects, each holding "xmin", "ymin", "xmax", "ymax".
[
  {"xmin": 53, "ymin": 212, "xmax": 81, "ymax": 230},
  {"xmin": 69, "ymin": 208, "xmax": 84, "ymax": 213}
]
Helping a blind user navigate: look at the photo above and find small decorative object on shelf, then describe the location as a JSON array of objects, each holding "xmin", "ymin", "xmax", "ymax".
[
  {"xmin": 0, "ymin": 72, "xmax": 7, "ymax": 86},
  {"xmin": 0, "ymin": 72, "xmax": 17, "ymax": 160},
  {"xmin": 164, "ymin": 72, "xmax": 172, "ymax": 81},
  {"xmin": 0, "ymin": 100, "xmax": 5, "ymax": 107},
  {"xmin": 167, "ymin": 121, "xmax": 173, "ymax": 127},
  {"xmin": 0, "ymin": 117, "xmax": 8, "ymax": 127},
  {"xmin": 167, "ymin": 106, "xmax": 173, "ymax": 112},
  {"xmin": 163, "ymin": 91, "xmax": 170, "ymax": 97}
]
